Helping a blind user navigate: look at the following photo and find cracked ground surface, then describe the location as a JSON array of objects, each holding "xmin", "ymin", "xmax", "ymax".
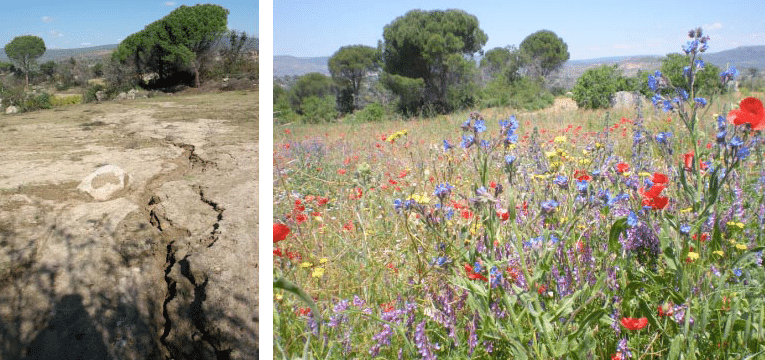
[{"xmin": 0, "ymin": 91, "xmax": 258, "ymax": 359}]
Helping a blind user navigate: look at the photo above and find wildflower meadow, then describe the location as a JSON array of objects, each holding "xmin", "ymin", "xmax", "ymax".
[{"xmin": 273, "ymin": 30, "xmax": 765, "ymax": 359}]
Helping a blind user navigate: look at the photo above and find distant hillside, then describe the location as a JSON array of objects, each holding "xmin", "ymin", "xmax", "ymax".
[
  {"xmin": 274, "ymin": 45, "xmax": 765, "ymax": 82},
  {"xmin": 0, "ymin": 44, "xmax": 118, "ymax": 63},
  {"xmin": 274, "ymin": 55, "xmax": 330, "ymax": 77},
  {"xmin": 1, "ymin": 36, "xmax": 258, "ymax": 64}
]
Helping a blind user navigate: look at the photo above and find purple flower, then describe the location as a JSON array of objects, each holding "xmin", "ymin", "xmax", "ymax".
[
  {"xmin": 414, "ymin": 320, "xmax": 438, "ymax": 360},
  {"xmin": 540, "ymin": 200, "xmax": 559, "ymax": 213}
]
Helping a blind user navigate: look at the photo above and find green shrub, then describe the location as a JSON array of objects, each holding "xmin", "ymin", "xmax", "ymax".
[
  {"xmin": 301, "ymin": 95, "xmax": 337, "ymax": 124},
  {"xmin": 22, "ymin": 92, "xmax": 53, "ymax": 111},
  {"xmin": 83, "ymin": 84, "xmax": 105, "ymax": 103},
  {"xmin": 571, "ymin": 64, "xmax": 624, "ymax": 109},
  {"xmin": 355, "ymin": 102, "xmax": 386, "ymax": 122},
  {"xmin": 480, "ymin": 76, "xmax": 554, "ymax": 110},
  {"xmin": 51, "ymin": 94, "xmax": 82, "ymax": 106}
]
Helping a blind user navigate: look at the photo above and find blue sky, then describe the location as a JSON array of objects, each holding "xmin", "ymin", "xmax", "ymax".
[
  {"xmin": 274, "ymin": 0, "xmax": 765, "ymax": 60},
  {"xmin": 1, "ymin": 1, "xmax": 258, "ymax": 50}
]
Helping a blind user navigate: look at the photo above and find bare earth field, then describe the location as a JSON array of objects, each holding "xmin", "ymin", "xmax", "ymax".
[{"xmin": 0, "ymin": 91, "xmax": 258, "ymax": 359}]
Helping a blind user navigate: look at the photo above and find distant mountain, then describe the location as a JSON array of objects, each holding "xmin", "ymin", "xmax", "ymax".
[
  {"xmin": 274, "ymin": 45, "xmax": 765, "ymax": 80},
  {"xmin": 0, "ymin": 44, "xmax": 118, "ymax": 63},
  {"xmin": 273, "ymin": 55, "xmax": 330, "ymax": 77},
  {"xmin": 1, "ymin": 35, "xmax": 258, "ymax": 64}
]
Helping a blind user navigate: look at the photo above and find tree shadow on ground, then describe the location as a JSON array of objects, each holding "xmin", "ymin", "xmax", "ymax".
[{"xmin": 1, "ymin": 210, "xmax": 257, "ymax": 359}]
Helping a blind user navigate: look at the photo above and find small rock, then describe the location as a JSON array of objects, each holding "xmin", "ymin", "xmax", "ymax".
[
  {"xmin": 95, "ymin": 90, "xmax": 106, "ymax": 102},
  {"xmin": 5, "ymin": 105, "xmax": 18, "ymax": 114},
  {"xmin": 117, "ymin": 92, "xmax": 127, "ymax": 100},
  {"xmin": 127, "ymin": 89, "xmax": 136, "ymax": 100},
  {"xmin": 77, "ymin": 165, "xmax": 130, "ymax": 201}
]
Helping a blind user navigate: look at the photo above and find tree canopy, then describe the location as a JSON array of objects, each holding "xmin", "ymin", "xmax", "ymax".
[
  {"xmin": 519, "ymin": 30, "xmax": 569, "ymax": 78},
  {"xmin": 4, "ymin": 35, "xmax": 46, "ymax": 89},
  {"xmin": 381, "ymin": 9, "xmax": 487, "ymax": 114},
  {"xmin": 328, "ymin": 45, "xmax": 380, "ymax": 111},
  {"xmin": 660, "ymin": 53, "xmax": 725, "ymax": 96},
  {"xmin": 289, "ymin": 72, "xmax": 335, "ymax": 114},
  {"xmin": 113, "ymin": 4, "xmax": 229, "ymax": 88}
]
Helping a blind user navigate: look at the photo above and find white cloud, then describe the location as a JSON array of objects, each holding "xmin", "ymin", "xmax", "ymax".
[
  {"xmin": 164, "ymin": 1, "xmax": 175, "ymax": 6},
  {"xmin": 42, "ymin": 16, "xmax": 54, "ymax": 23},
  {"xmin": 80, "ymin": 42, "xmax": 92, "ymax": 46},
  {"xmin": 703, "ymin": 22, "xmax": 723, "ymax": 30}
]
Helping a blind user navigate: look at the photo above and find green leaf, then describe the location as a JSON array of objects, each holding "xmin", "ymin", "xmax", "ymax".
[{"xmin": 609, "ymin": 217, "xmax": 628, "ymax": 253}]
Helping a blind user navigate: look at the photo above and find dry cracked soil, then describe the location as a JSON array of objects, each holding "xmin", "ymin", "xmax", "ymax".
[{"xmin": 0, "ymin": 90, "xmax": 258, "ymax": 359}]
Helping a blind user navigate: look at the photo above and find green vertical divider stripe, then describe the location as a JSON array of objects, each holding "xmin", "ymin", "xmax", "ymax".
[{"xmin": 260, "ymin": 1, "xmax": 274, "ymax": 359}]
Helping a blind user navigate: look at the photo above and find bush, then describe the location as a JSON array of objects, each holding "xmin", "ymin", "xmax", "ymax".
[
  {"xmin": 301, "ymin": 95, "xmax": 337, "ymax": 124},
  {"xmin": 22, "ymin": 92, "xmax": 53, "ymax": 112},
  {"xmin": 479, "ymin": 76, "xmax": 554, "ymax": 110},
  {"xmin": 354, "ymin": 102, "xmax": 386, "ymax": 122},
  {"xmin": 572, "ymin": 65, "xmax": 625, "ymax": 109},
  {"xmin": 83, "ymin": 84, "xmax": 105, "ymax": 103},
  {"xmin": 51, "ymin": 94, "xmax": 82, "ymax": 106}
]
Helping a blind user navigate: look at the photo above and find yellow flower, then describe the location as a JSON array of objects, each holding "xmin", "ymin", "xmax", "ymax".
[
  {"xmin": 680, "ymin": 207, "xmax": 693, "ymax": 213},
  {"xmin": 577, "ymin": 158, "xmax": 591, "ymax": 165},
  {"xmin": 312, "ymin": 267, "xmax": 325, "ymax": 278},
  {"xmin": 713, "ymin": 251, "xmax": 724, "ymax": 256},
  {"xmin": 735, "ymin": 243, "xmax": 748, "ymax": 250},
  {"xmin": 386, "ymin": 129, "xmax": 408, "ymax": 142},
  {"xmin": 687, "ymin": 252, "xmax": 700, "ymax": 260},
  {"xmin": 582, "ymin": 149, "xmax": 590, "ymax": 155},
  {"xmin": 408, "ymin": 194, "xmax": 431, "ymax": 204},
  {"xmin": 469, "ymin": 223, "xmax": 482, "ymax": 236},
  {"xmin": 507, "ymin": 143, "xmax": 517, "ymax": 150},
  {"xmin": 554, "ymin": 135, "xmax": 567, "ymax": 144},
  {"xmin": 726, "ymin": 221, "xmax": 744, "ymax": 229},
  {"xmin": 639, "ymin": 172, "xmax": 652, "ymax": 177},
  {"xmin": 275, "ymin": 294, "xmax": 283, "ymax": 300},
  {"xmin": 545, "ymin": 151, "xmax": 557, "ymax": 159},
  {"xmin": 595, "ymin": 142, "xmax": 604, "ymax": 150},
  {"xmin": 300, "ymin": 262, "xmax": 312, "ymax": 268},
  {"xmin": 622, "ymin": 171, "xmax": 631, "ymax": 177},
  {"xmin": 534, "ymin": 174, "xmax": 550, "ymax": 180},
  {"xmin": 556, "ymin": 149, "xmax": 568, "ymax": 157},
  {"xmin": 319, "ymin": 258, "xmax": 329, "ymax": 264}
]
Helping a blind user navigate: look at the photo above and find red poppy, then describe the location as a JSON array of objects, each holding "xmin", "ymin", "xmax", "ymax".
[
  {"xmin": 343, "ymin": 221, "xmax": 354, "ymax": 232},
  {"xmin": 728, "ymin": 97, "xmax": 765, "ymax": 130},
  {"xmin": 616, "ymin": 162, "xmax": 629, "ymax": 173},
  {"xmin": 461, "ymin": 210, "xmax": 474, "ymax": 219},
  {"xmin": 297, "ymin": 307, "xmax": 311, "ymax": 316},
  {"xmin": 640, "ymin": 184, "xmax": 665, "ymax": 199},
  {"xmin": 468, "ymin": 273, "xmax": 488, "ymax": 282},
  {"xmin": 537, "ymin": 284, "xmax": 547, "ymax": 295},
  {"xmin": 497, "ymin": 209, "xmax": 509, "ymax": 221},
  {"xmin": 611, "ymin": 353, "xmax": 623, "ymax": 360},
  {"xmin": 337, "ymin": 169, "xmax": 347, "ymax": 175},
  {"xmin": 682, "ymin": 151, "xmax": 694, "ymax": 171},
  {"xmin": 273, "ymin": 248, "xmax": 283, "ymax": 257},
  {"xmin": 652, "ymin": 172, "xmax": 668, "ymax": 184},
  {"xmin": 621, "ymin": 317, "xmax": 648, "ymax": 330},
  {"xmin": 274, "ymin": 223, "xmax": 290, "ymax": 243},
  {"xmin": 642, "ymin": 195, "xmax": 669, "ymax": 210},
  {"xmin": 489, "ymin": 181, "xmax": 497, "ymax": 188},
  {"xmin": 295, "ymin": 214, "xmax": 307, "ymax": 223},
  {"xmin": 658, "ymin": 303, "xmax": 674, "ymax": 317},
  {"xmin": 317, "ymin": 197, "xmax": 329, "ymax": 205}
]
